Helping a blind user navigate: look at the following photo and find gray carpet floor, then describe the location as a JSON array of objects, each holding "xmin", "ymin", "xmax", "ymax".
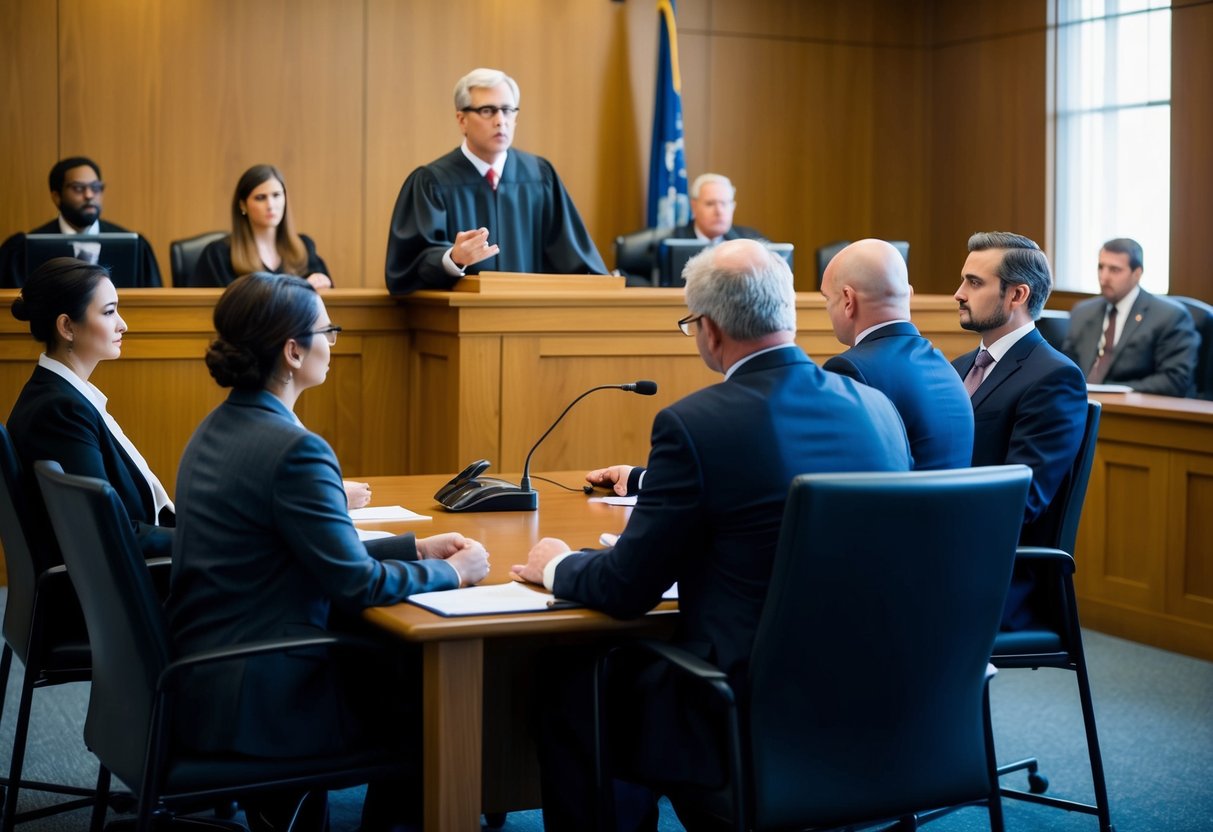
[{"xmin": 2, "ymin": 592, "xmax": 1210, "ymax": 830}]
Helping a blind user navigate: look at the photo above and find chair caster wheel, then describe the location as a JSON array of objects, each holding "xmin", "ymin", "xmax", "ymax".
[
  {"xmin": 1027, "ymin": 771, "xmax": 1049, "ymax": 793},
  {"xmin": 484, "ymin": 811, "xmax": 507, "ymax": 828}
]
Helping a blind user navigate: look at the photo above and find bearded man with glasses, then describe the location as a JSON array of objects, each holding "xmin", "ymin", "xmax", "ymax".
[
  {"xmin": 385, "ymin": 67, "xmax": 607, "ymax": 295},
  {"xmin": 0, "ymin": 156, "xmax": 163, "ymax": 288}
]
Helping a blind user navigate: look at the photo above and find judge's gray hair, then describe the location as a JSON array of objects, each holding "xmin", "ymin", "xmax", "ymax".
[
  {"xmin": 690, "ymin": 173, "xmax": 735, "ymax": 200},
  {"xmin": 454, "ymin": 68, "xmax": 521, "ymax": 110},
  {"xmin": 684, "ymin": 244, "xmax": 796, "ymax": 340}
]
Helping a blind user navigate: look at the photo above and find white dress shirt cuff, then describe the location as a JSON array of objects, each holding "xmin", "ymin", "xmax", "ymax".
[
  {"xmin": 442, "ymin": 247, "xmax": 466, "ymax": 277},
  {"xmin": 438, "ymin": 558, "xmax": 463, "ymax": 587},
  {"xmin": 542, "ymin": 550, "xmax": 575, "ymax": 591}
]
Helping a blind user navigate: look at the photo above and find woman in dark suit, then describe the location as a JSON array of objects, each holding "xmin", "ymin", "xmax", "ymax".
[
  {"xmin": 168, "ymin": 273, "xmax": 488, "ymax": 831},
  {"xmin": 8, "ymin": 257, "xmax": 174, "ymax": 558},
  {"xmin": 191, "ymin": 164, "xmax": 333, "ymax": 289}
]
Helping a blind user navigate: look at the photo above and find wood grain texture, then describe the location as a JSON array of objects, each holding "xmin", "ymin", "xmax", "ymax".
[
  {"xmin": 1169, "ymin": 2, "xmax": 1213, "ymax": 300},
  {"xmin": 0, "ymin": 0, "xmax": 58, "ymax": 241}
]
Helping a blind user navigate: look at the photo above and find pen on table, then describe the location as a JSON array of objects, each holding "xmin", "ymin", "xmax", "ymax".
[{"xmin": 546, "ymin": 599, "xmax": 581, "ymax": 610}]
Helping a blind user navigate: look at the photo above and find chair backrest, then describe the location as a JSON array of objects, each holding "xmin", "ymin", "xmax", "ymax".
[
  {"xmin": 1035, "ymin": 308, "xmax": 1071, "ymax": 351},
  {"xmin": 169, "ymin": 230, "xmax": 226, "ymax": 287},
  {"xmin": 815, "ymin": 239, "xmax": 909, "ymax": 288},
  {"xmin": 747, "ymin": 465, "xmax": 1031, "ymax": 829},
  {"xmin": 1169, "ymin": 295, "xmax": 1213, "ymax": 399},
  {"xmin": 1027, "ymin": 400, "xmax": 1101, "ymax": 555},
  {"xmin": 0, "ymin": 423, "xmax": 40, "ymax": 660},
  {"xmin": 34, "ymin": 461, "xmax": 171, "ymax": 790},
  {"xmin": 613, "ymin": 227, "xmax": 672, "ymax": 285}
]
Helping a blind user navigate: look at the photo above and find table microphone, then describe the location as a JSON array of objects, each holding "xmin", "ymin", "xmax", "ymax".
[{"xmin": 434, "ymin": 381, "xmax": 658, "ymax": 512}]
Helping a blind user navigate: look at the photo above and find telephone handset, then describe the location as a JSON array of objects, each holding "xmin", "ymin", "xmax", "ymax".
[
  {"xmin": 433, "ymin": 459, "xmax": 532, "ymax": 511},
  {"xmin": 434, "ymin": 459, "xmax": 492, "ymax": 502}
]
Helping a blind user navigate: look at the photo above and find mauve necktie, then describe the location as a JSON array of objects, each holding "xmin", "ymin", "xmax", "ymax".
[
  {"xmin": 964, "ymin": 349, "xmax": 995, "ymax": 397},
  {"xmin": 486, "ymin": 168, "xmax": 498, "ymax": 190},
  {"xmin": 1088, "ymin": 305, "xmax": 1118, "ymax": 383}
]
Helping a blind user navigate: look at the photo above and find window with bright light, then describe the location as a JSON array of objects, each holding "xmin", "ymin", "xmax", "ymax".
[{"xmin": 1053, "ymin": 0, "xmax": 1171, "ymax": 293}]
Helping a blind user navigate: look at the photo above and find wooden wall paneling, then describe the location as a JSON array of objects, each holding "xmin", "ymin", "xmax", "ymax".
[
  {"xmin": 926, "ymin": 25, "xmax": 1047, "ymax": 296},
  {"xmin": 708, "ymin": 37, "xmax": 877, "ymax": 293},
  {"xmin": 408, "ymin": 328, "xmax": 502, "ymax": 476},
  {"xmin": 1166, "ymin": 452, "xmax": 1213, "ymax": 626},
  {"xmin": 929, "ymin": 0, "xmax": 1047, "ymax": 45},
  {"xmin": 56, "ymin": 0, "xmax": 365, "ymax": 287},
  {"xmin": 709, "ymin": 0, "xmax": 926, "ymax": 42},
  {"xmin": 497, "ymin": 333, "xmax": 711, "ymax": 475},
  {"xmin": 1081, "ymin": 443, "xmax": 1168, "ymax": 612},
  {"xmin": 1169, "ymin": 2, "xmax": 1213, "ymax": 302},
  {"xmin": 0, "ymin": 0, "xmax": 58, "ymax": 242},
  {"xmin": 870, "ymin": 42, "xmax": 931, "ymax": 286}
]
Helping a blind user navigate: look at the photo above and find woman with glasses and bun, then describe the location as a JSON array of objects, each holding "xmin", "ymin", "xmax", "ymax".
[
  {"xmin": 167, "ymin": 272, "xmax": 488, "ymax": 831},
  {"xmin": 8, "ymin": 256, "xmax": 174, "ymax": 558},
  {"xmin": 192, "ymin": 163, "xmax": 333, "ymax": 289}
]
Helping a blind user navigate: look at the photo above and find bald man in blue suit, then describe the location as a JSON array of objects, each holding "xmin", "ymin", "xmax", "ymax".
[{"xmin": 821, "ymin": 238, "xmax": 973, "ymax": 470}]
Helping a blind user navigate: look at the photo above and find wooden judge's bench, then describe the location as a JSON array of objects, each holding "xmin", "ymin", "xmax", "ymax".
[{"xmin": 0, "ymin": 275, "xmax": 1209, "ymax": 660}]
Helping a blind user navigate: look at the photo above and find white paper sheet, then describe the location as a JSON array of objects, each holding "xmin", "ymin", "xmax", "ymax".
[
  {"xmin": 349, "ymin": 505, "xmax": 432, "ymax": 522},
  {"xmin": 589, "ymin": 495, "xmax": 637, "ymax": 507},
  {"xmin": 356, "ymin": 528, "xmax": 395, "ymax": 542},
  {"xmin": 407, "ymin": 581, "xmax": 559, "ymax": 616}
]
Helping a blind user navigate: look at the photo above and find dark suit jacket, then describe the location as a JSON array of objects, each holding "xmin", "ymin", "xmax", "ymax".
[
  {"xmin": 553, "ymin": 347, "xmax": 912, "ymax": 687},
  {"xmin": 669, "ymin": 221, "xmax": 765, "ymax": 242},
  {"xmin": 1061, "ymin": 289, "xmax": 1199, "ymax": 397},
  {"xmin": 823, "ymin": 321, "xmax": 974, "ymax": 470},
  {"xmin": 190, "ymin": 233, "xmax": 330, "ymax": 287},
  {"xmin": 168, "ymin": 389, "xmax": 459, "ymax": 757},
  {"xmin": 0, "ymin": 219, "xmax": 163, "ymax": 288},
  {"xmin": 6, "ymin": 365, "xmax": 173, "ymax": 562},
  {"xmin": 953, "ymin": 329, "xmax": 1087, "ymax": 629}
]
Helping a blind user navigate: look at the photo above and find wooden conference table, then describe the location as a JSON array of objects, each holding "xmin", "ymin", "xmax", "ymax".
[{"xmin": 357, "ymin": 471, "xmax": 676, "ymax": 832}]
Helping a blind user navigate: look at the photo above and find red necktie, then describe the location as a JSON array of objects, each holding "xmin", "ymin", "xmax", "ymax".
[
  {"xmin": 1088, "ymin": 306, "xmax": 1118, "ymax": 383},
  {"xmin": 486, "ymin": 168, "xmax": 498, "ymax": 191}
]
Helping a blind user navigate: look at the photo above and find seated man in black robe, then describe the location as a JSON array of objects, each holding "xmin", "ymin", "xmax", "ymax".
[
  {"xmin": 384, "ymin": 67, "xmax": 607, "ymax": 295},
  {"xmin": 0, "ymin": 157, "xmax": 163, "ymax": 288}
]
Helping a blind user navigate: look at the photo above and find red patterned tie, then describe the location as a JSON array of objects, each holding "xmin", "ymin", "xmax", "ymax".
[
  {"xmin": 486, "ymin": 168, "xmax": 498, "ymax": 191},
  {"xmin": 1088, "ymin": 306, "xmax": 1118, "ymax": 383}
]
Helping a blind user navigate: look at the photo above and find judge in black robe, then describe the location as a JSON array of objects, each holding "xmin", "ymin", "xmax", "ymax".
[
  {"xmin": 385, "ymin": 147, "xmax": 607, "ymax": 295},
  {"xmin": 0, "ymin": 219, "xmax": 163, "ymax": 289}
]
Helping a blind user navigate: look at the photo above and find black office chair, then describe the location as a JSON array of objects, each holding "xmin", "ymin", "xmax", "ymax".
[
  {"xmin": 1168, "ymin": 295, "xmax": 1213, "ymax": 399},
  {"xmin": 613, "ymin": 228, "xmax": 673, "ymax": 287},
  {"xmin": 0, "ymin": 424, "xmax": 97, "ymax": 830},
  {"xmin": 1035, "ymin": 309, "xmax": 1071, "ymax": 352},
  {"xmin": 34, "ymin": 461, "xmax": 412, "ymax": 832},
  {"xmin": 595, "ymin": 466, "xmax": 1033, "ymax": 832},
  {"xmin": 989, "ymin": 401, "xmax": 1114, "ymax": 831},
  {"xmin": 815, "ymin": 239, "xmax": 909, "ymax": 288},
  {"xmin": 168, "ymin": 231, "xmax": 226, "ymax": 287}
]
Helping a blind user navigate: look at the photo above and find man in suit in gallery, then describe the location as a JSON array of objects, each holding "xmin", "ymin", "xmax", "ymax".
[
  {"xmin": 669, "ymin": 172, "xmax": 766, "ymax": 244},
  {"xmin": 512, "ymin": 238, "xmax": 912, "ymax": 831},
  {"xmin": 820, "ymin": 238, "xmax": 973, "ymax": 470},
  {"xmin": 951, "ymin": 231, "xmax": 1087, "ymax": 629},
  {"xmin": 0, "ymin": 157, "xmax": 163, "ymax": 288},
  {"xmin": 1060, "ymin": 237, "xmax": 1198, "ymax": 397}
]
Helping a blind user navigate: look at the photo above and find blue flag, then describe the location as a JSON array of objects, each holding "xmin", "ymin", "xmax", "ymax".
[{"xmin": 647, "ymin": 0, "xmax": 689, "ymax": 230}]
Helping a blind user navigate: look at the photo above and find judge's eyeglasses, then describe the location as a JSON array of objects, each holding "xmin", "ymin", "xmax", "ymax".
[{"xmin": 460, "ymin": 105, "xmax": 520, "ymax": 119}]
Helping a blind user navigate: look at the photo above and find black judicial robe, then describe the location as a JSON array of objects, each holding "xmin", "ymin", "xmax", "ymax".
[
  {"xmin": 0, "ymin": 219, "xmax": 164, "ymax": 288},
  {"xmin": 384, "ymin": 147, "xmax": 607, "ymax": 295}
]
